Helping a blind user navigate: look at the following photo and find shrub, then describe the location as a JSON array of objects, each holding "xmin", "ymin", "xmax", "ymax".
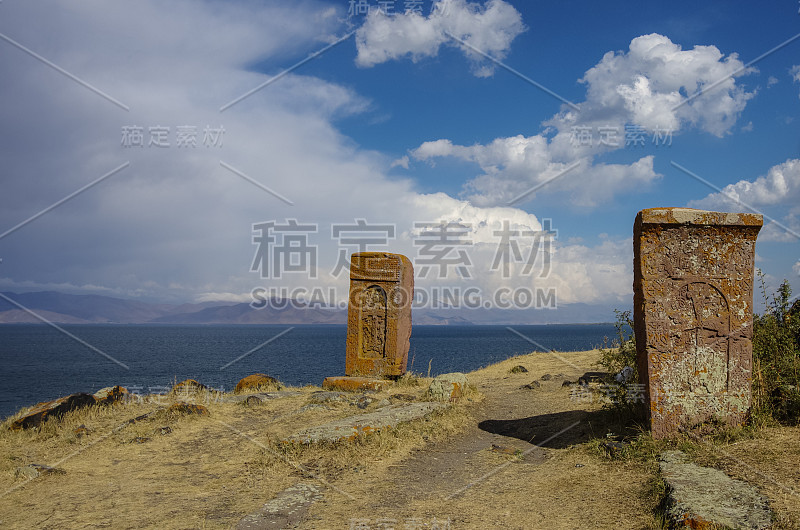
[{"xmin": 752, "ymin": 272, "xmax": 800, "ymax": 424}]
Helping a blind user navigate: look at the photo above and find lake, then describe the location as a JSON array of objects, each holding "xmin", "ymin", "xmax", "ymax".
[{"xmin": 0, "ymin": 323, "xmax": 617, "ymax": 419}]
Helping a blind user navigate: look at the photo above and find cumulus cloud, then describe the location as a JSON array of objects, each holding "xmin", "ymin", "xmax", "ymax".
[
  {"xmin": 792, "ymin": 65, "xmax": 800, "ymax": 98},
  {"xmin": 557, "ymin": 33, "xmax": 756, "ymax": 137},
  {"xmin": 795, "ymin": 261, "xmax": 800, "ymax": 276},
  {"xmin": 768, "ymin": 75, "xmax": 779, "ymax": 87},
  {"xmin": 689, "ymin": 159, "xmax": 800, "ymax": 210},
  {"xmin": 413, "ymin": 136, "xmax": 658, "ymax": 207},
  {"xmin": 409, "ymin": 33, "xmax": 756, "ymax": 207},
  {"xmin": 355, "ymin": 0, "xmax": 525, "ymax": 77}
]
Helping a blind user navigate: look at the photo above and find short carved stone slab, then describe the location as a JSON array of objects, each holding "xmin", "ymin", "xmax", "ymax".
[
  {"xmin": 345, "ymin": 252, "xmax": 413, "ymax": 378},
  {"xmin": 633, "ymin": 208, "xmax": 762, "ymax": 439}
]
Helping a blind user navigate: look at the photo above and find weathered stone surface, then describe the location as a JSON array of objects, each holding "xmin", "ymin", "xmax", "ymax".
[
  {"xmin": 234, "ymin": 373, "xmax": 282, "ymax": 393},
  {"xmin": 659, "ymin": 450, "xmax": 771, "ymax": 529},
  {"xmin": 10, "ymin": 393, "xmax": 96, "ymax": 430},
  {"xmin": 93, "ymin": 385, "xmax": 129, "ymax": 405},
  {"xmin": 634, "ymin": 208, "xmax": 762, "ymax": 438},
  {"xmin": 427, "ymin": 373, "xmax": 469, "ymax": 402},
  {"xmin": 167, "ymin": 402, "xmax": 210, "ymax": 416},
  {"xmin": 15, "ymin": 464, "xmax": 66, "ymax": 480},
  {"xmin": 171, "ymin": 379, "xmax": 208, "ymax": 395},
  {"xmin": 509, "ymin": 365, "xmax": 528, "ymax": 373},
  {"xmin": 345, "ymin": 252, "xmax": 413, "ymax": 378},
  {"xmin": 322, "ymin": 376, "xmax": 392, "ymax": 393},
  {"xmin": 285, "ymin": 402, "xmax": 446, "ymax": 444},
  {"xmin": 237, "ymin": 482, "xmax": 324, "ymax": 530}
]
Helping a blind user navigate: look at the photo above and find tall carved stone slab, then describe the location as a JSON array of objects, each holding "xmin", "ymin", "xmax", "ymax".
[
  {"xmin": 346, "ymin": 252, "xmax": 413, "ymax": 378},
  {"xmin": 633, "ymin": 208, "xmax": 762, "ymax": 438}
]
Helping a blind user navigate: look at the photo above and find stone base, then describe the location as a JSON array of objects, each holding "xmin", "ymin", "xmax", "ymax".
[{"xmin": 322, "ymin": 376, "xmax": 393, "ymax": 393}]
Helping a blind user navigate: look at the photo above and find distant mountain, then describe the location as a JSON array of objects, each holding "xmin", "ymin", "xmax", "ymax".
[
  {"xmin": 150, "ymin": 302, "xmax": 345, "ymax": 325},
  {"xmin": 0, "ymin": 291, "xmax": 619, "ymax": 325},
  {"xmin": 0, "ymin": 291, "xmax": 241, "ymax": 324}
]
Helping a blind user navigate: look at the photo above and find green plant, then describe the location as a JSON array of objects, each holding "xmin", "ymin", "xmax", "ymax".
[{"xmin": 752, "ymin": 271, "xmax": 800, "ymax": 424}]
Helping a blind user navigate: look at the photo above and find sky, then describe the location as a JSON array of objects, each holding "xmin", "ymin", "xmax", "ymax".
[{"xmin": 0, "ymin": 0, "xmax": 798, "ymax": 320}]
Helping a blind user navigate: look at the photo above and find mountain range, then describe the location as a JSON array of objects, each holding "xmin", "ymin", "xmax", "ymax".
[{"xmin": 0, "ymin": 291, "xmax": 617, "ymax": 325}]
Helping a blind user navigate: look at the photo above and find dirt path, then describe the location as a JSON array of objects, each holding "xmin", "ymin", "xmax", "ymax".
[{"xmin": 300, "ymin": 353, "xmax": 656, "ymax": 529}]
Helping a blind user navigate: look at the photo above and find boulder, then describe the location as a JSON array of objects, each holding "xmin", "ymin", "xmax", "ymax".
[
  {"xmin": 509, "ymin": 365, "xmax": 528, "ymax": 373},
  {"xmin": 234, "ymin": 373, "xmax": 282, "ymax": 393},
  {"xmin": 93, "ymin": 385, "xmax": 129, "ymax": 405},
  {"xmin": 427, "ymin": 373, "xmax": 469, "ymax": 402},
  {"xmin": 171, "ymin": 379, "xmax": 208, "ymax": 395},
  {"xmin": 10, "ymin": 393, "xmax": 97, "ymax": 430},
  {"xmin": 659, "ymin": 450, "xmax": 771, "ymax": 529}
]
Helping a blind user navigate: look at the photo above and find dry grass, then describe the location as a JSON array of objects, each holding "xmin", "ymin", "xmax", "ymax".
[{"xmin": 0, "ymin": 349, "xmax": 798, "ymax": 529}]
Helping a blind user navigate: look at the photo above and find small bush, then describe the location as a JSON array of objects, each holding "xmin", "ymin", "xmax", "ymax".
[
  {"xmin": 752, "ymin": 272, "xmax": 800, "ymax": 424},
  {"xmin": 597, "ymin": 309, "xmax": 641, "ymax": 421}
]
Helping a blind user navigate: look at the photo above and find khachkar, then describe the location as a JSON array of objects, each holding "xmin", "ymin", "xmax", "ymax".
[
  {"xmin": 345, "ymin": 252, "xmax": 413, "ymax": 378},
  {"xmin": 633, "ymin": 208, "xmax": 763, "ymax": 439}
]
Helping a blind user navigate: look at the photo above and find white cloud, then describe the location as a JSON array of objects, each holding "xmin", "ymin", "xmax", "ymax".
[
  {"xmin": 792, "ymin": 65, "xmax": 800, "ymax": 98},
  {"xmin": 391, "ymin": 155, "xmax": 410, "ymax": 169},
  {"xmin": 741, "ymin": 121, "xmax": 753, "ymax": 132},
  {"xmin": 409, "ymin": 33, "xmax": 754, "ymax": 208},
  {"xmin": 767, "ymin": 75, "xmax": 779, "ymax": 87},
  {"xmin": 414, "ymin": 136, "xmax": 659, "ymax": 207},
  {"xmin": 355, "ymin": 0, "xmax": 525, "ymax": 77},
  {"xmin": 689, "ymin": 158, "xmax": 800, "ymax": 211},
  {"xmin": 562, "ymin": 33, "xmax": 756, "ymax": 137},
  {"xmin": 794, "ymin": 260, "xmax": 800, "ymax": 276}
]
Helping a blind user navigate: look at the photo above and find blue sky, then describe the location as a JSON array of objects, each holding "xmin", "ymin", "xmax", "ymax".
[{"xmin": 0, "ymin": 0, "xmax": 798, "ymax": 319}]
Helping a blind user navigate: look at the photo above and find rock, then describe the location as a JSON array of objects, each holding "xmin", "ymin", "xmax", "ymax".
[
  {"xmin": 427, "ymin": 373, "xmax": 469, "ymax": 402},
  {"xmin": 322, "ymin": 376, "xmax": 392, "ymax": 392},
  {"xmin": 155, "ymin": 426, "xmax": 172, "ymax": 435},
  {"xmin": 356, "ymin": 395, "xmax": 375, "ymax": 409},
  {"xmin": 614, "ymin": 366, "xmax": 634, "ymax": 384},
  {"xmin": 93, "ymin": 385, "xmax": 129, "ymax": 405},
  {"xmin": 171, "ymin": 379, "xmax": 207, "ymax": 395},
  {"xmin": 490, "ymin": 444, "xmax": 519, "ymax": 455},
  {"xmin": 510, "ymin": 365, "xmax": 528, "ymax": 374},
  {"xmin": 521, "ymin": 381, "xmax": 541, "ymax": 390},
  {"xmin": 73, "ymin": 424, "xmax": 90, "ymax": 438},
  {"xmin": 540, "ymin": 373, "xmax": 552, "ymax": 381},
  {"xmin": 285, "ymin": 402, "xmax": 447, "ymax": 444},
  {"xmin": 11, "ymin": 393, "xmax": 97, "ymax": 430},
  {"xmin": 245, "ymin": 395, "xmax": 263, "ymax": 407},
  {"xmin": 601, "ymin": 441, "xmax": 628, "ymax": 458},
  {"xmin": 237, "ymin": 482, "xmax": 324, "ymax": 529},
  {"xmin": 167, "ymin": 402, "xmax": 210, "ymax": 416},
  {"xmin": 15, "ymin": 464, "xmax": 66, "ymax": 480},
  {"xmin": 561, "ymin": 380, "xmax": 576, "ymax": 387},
  {"xmin": 132, "ymin": 436, "xmax": 150, "ymax": 444},
  {"xmin": 234, "ymin": 373, "xmax": 282, "ymax": 393},
  {"xmin": 659, "ymin": 450, "xmax": 771, "ymax": 529}
]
